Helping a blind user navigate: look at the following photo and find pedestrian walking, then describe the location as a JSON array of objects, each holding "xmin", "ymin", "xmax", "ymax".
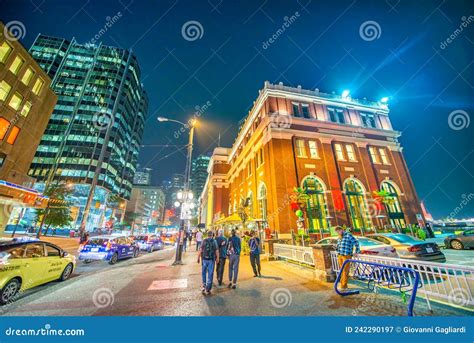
[
  {"xmin": 182, "ymin": 230, "xmax": 188, "ymax": 252},
  {"xmin": 227, "ymin": 228, "xmax": 241, "ymax": 289},
  {"xmin": 196, "ymin": 230, "xmax": 203, "ymax": 251},
  {"xmin": 197, "ymin": 230, "xmax": 219, "ymax": 295},
  {"xmin": 215, "ymin": 229, "xmax": 228, "ymax": 286},
  {"xmin": 188, "ymin": 230, "xmax": 193, "ymax": 245},
  {"xmin": 248, "ymin": 231, "xmax": 261, "ymax": 277},
  {"xmin": 335, "ymin": 226, "xmax": 360, "ymax": 290}
]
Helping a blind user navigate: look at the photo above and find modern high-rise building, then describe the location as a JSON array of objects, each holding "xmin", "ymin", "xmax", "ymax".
[
  {"xmin": 126, "ymin": 186, "xmax": 165, "ymax": 229},
  {"xmin": 0, "ymin": 23, "xmax": 57, "ymax": 235},
  {"xmin": 27, "ymin": 34, "xmax": 148, "ymax": 230},
  {"xmin": 133, "ymin": 167, "xmax": 152, "ymax": 186},
  {"xmin": 190, "ymin": 155, "xmax": 210, "ymax": 199},
  {"xmin": 200, "ymin": 82, "xmax": 426, "ymax": 236}
]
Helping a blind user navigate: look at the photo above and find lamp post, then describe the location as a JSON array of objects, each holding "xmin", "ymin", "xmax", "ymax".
[{"xmin": 157, "ymin": 116, "xmax": 197, "ymax": 265}]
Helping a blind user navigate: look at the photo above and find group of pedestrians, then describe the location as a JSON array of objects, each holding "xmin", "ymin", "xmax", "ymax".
[{"xmin": 197, "ymin": 228, "xmax": 261, "ymax": 295}]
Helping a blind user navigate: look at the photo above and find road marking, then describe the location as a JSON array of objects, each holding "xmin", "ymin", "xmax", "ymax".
[{"xmin": 147, "ymin": 279, "xmax": 188, "ymax": 291}]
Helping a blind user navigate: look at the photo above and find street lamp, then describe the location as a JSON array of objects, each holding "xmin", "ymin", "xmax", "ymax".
[{"xmin": 157, "ymin": 116, "xmax": 198, "ymax": 265}]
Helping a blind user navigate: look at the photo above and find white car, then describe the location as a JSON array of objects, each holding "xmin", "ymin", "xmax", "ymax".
[{"xmin": 316, "ymin": 236, "xmax": 399, "ymax": 258}]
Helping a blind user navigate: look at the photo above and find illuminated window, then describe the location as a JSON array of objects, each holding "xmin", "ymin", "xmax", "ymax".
[
  {"xmin": 0, "ymin": 81, "xmax": 12, "ymax": 101},
  {"xmin": 6, "ymin": 126, "xmax": 20, "ymax": 144},
  {"xmin": 21, "ymin": 67, "xmax": 35, "ymax": 85},
  {"xmin": 0, "ymin": 41, "xmax": 13, "ymax": 63},
  {"xmin": 32, "ymin": 78, "xmax": 44, "ymax": 95},
  {"xmin": 8, "ymin": 92, "xmax": 23, "ymax": 110},
  {"xmin": 21, "ymin": 101, "xmax": 32, "ymax": 117},
  {"xmin": 0, "ymin": 117, "xmax": 10, "ymax": 140},
  {"xmin": 308, "ymin": 140, "xmax": 319, "ymax": 159},
  {"xmin": 9, "ymin": 56, "xmax": 25, "ymax": 75},
  {"xmin": 334, "ymin": 143, "xmax": 345, "ymax": 161},
  {"xmin": 369, "ymin": 147, "xmax": 379, "ymax": 164},
  {"xmin": 379, "ymin": 148, "xmax": 390, "ymax": 165},
  {"xmin": 296, "ymin": 139, "xmax": 306, "ymax": 157},
  {"xmin": 346, "ymin": 144, "xmax": 356, "ymax": 161}
]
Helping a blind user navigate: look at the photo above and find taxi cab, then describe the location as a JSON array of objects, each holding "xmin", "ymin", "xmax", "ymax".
[{"xmin": 0, "ymin": 237, "xmax": 76, "ymax": 305}]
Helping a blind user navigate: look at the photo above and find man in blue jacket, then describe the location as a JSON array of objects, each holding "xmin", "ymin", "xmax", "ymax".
[
  {"xmin": 227, "ymin": 228, "xmax": 241, "ymax": 289},
  {"xmin": 248, "ymin": 231, "xmax": 261, "ymax": 277}
]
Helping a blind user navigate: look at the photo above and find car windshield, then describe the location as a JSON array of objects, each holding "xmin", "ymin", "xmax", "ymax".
[
  {"xmin": 87, "ymin": 238, "xmax": 109, "ymax": 245},
  {"xmin": 359, "ymin": 238, "xmax": 382, "ymax": 246},
  {"xmin": 388, "ymin": 234, "xmax": 422, "ymax": 244}
]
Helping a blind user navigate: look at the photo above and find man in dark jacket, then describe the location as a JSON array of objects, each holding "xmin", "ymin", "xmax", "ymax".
[
  {"xmin": 197, "ymin": 230, "xmax": 219, "ymax": 295},
  {"xmin": 248, "ymin": 231, "xmax": 261, "ymax": 277},
  {"xmin": 227, "ymin": 228, "xmax": 241, "ymax": 289},
  {"xmin": 214, "ymin": 229, "xmax": 228, "ymax": 286}
]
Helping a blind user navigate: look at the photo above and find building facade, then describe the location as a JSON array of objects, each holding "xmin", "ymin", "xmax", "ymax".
[
  {"xmin": 200, "ymin": 82, "xmax": 425, "ymax": 236},
  {"xmin": 0, "ymin": 23, "xmax": 57, "ymax": 234},
  {"xmin": 133, "ymin": 167, "xmax": 152, "ymax": 186},
  {"xmin": 126, "ymin": 186, "xmax": 165, "ymax": 229},
  {"xmin": 27, "ymin": 35, "xmax": 148, "ymax": 230},
  {"xmin": 190, "ymin": 155, "xmax": 210, "ymax": 199}
]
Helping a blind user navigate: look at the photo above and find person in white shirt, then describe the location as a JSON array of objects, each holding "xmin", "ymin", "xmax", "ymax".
[{"xmin": 196, "ymin": 230, "xmax": 203, "ymax": 251}]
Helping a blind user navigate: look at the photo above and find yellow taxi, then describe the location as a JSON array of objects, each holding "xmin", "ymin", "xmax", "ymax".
[{"xmin": 0, "ymin": 237, "xmax": 76, "ymax": 304}]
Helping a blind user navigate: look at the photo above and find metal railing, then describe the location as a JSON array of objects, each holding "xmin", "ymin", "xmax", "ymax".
[
  {"xmin": 274, "ymin": 243, "xmax": 315, "ymax": 266},
  {"xmin": 330, "ymin": 251, "xmax": 474, "ymax": 311}
]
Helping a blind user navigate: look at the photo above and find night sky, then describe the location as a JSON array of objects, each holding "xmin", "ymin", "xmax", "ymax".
[{"xmin": 1, "ymin": 0, "xmax": 473, "ymax": 219}]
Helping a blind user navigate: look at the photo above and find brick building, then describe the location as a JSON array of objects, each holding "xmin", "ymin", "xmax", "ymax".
[{"xmin": 199, "ymin": 81, "xmax": 425, "ymax": 236}]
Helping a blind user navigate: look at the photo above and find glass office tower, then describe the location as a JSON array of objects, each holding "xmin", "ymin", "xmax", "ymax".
[{"xmin": 27, "ymin": 35, "xmax": 148, "ymax": 230}]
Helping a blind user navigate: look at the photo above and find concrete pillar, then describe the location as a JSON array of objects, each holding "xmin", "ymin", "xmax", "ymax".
[{"xmin": 311, "ymin": 244, "xmax": 336, "ymax": 282}]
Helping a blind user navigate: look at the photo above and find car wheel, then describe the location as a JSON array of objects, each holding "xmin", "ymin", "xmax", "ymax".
[
  {"xmin": 60, "ymin": 263, "xmax": 73, "ymax": 281},
  {"xmin": 84, "ymin": 259, "xmax": 92, "ymax": 264},
  {"xmin": 0, "ymin": 278, "xmax": 21, "ymax": 305},
  {"xmin": 450, "ymin": 240, "xmax": 464, "ymax": 250},
  {"xmin": 109, "ymin": 253, "xmax": 118, "ymax": 265},
  {"xmin": 149, "ymin": 245, "xmax": 154, "ymax": 253}
]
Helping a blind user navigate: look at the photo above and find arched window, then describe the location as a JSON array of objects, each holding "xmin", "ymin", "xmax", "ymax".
[
  {"xmin": 381, "ymin": 181, "xmax": 406, "ymax": 229},
  {"xmin": 344, "ymin": 179, "xmax": 371, "ymax": 234},
  {"xmin": 257, "ymin": 183, "xmax": 268, "ymax": 221},
  {"xmin": 302, "ymin": 176, "xmax": 329, "ymax": 234}
]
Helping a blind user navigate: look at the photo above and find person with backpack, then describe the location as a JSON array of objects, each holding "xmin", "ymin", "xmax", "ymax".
[
  {"xmin": 248, "ymin": 231, "xmax": 261, "ymax": 277},
  {"xmin": 215, "ymin": 229, "xmax": 228, "ymax": 286},
  {"xmin": 197, "ymin": 230, "xmax": 219, "ymax": 295},
  {"xmin": 227, "ymin": 228, "xmax": 241, "ymax": 289}
]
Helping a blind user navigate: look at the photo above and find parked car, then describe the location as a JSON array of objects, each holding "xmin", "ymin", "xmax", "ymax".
[
  {"xmin": 0, "ymin": 238, "xmax": 76, "ymax": 305},
  {"xmin": 133, "ymin": 234, "xmax": 164, "ymax": 253},
  {"xmin": 316, "ymin": 236, "xmax": 398, "ymax": 257},
  {"xmin": 368, "ymin": 233, "xmax": 446, "ymax": 262},
  {"xmin": 78, "ymin": 236, "xmax": 139, "ymax": 265},
  {"xmin": 161, "ymin": 232, "xmax": 177, "ymax": 245},
  {"xmin": 444, "ymin": 229, "xmax": 474, "ymax": 250}
]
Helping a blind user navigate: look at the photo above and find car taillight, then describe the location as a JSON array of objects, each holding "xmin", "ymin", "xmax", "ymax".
[
  {"xmin": 360, "ymin": 250, "xmax": 379, "ymax": 255},
  {"xmin": 408, "ymin": 246, "xmax": 422, "ymax": 252}
]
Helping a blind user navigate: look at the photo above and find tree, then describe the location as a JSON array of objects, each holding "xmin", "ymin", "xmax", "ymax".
[{"xmin": 35, "ymin": 183, "xmax": 73, "ymax": 238}]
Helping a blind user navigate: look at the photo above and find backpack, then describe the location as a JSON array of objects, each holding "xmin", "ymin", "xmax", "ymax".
[{"xmin": 202, "ymin": 239, "xmax": 215, "ymax": 260}]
